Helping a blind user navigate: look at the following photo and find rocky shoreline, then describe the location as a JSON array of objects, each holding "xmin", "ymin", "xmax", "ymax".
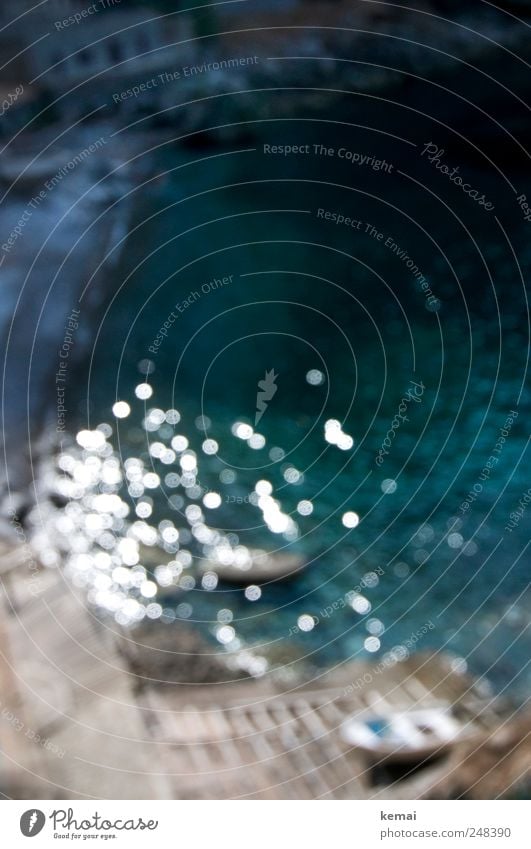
[{"xmin": 0, "ymin": 120, "xmax": 162, "ymax": 517}]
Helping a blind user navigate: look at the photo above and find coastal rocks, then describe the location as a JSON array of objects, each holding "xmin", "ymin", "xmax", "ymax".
[
  {"xmin": 120, "ymin": 620, "xmax": 250, "ymax": 687},
  {"xmin": 0, "ymin": 119, "xmax": 149, "ymax": 494},
  {"xmin": 425, "ymin": 710, "xmax": 531, "ymax": 800}
]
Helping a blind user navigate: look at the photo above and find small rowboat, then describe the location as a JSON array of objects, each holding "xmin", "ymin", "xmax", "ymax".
[
  {"xmin": 199, "ymin": 549, "xmax": 305, "ymax": 584},
  {"xmin": 341, "ymin": 704, "xmax": 477, "ymax": 761}
]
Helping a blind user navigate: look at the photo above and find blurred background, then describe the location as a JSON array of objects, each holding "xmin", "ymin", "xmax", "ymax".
[{"xmin": 0, "ymin": 0, "xmax": 530, "ymax": 801}]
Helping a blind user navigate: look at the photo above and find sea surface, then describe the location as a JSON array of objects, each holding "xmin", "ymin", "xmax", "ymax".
[{"xmin": 67, "ymin": 91, "xmax": 530, "ymax": 697}]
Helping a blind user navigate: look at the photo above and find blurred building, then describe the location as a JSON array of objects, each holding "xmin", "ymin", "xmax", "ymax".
[{"xmin": 0, "ymin": 1, "xmax": 195, "ymax": 119}]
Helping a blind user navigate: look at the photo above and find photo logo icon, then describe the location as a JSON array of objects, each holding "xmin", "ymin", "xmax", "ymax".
[
  {"xmin": 255, "ymin": 369, "xmax": 278, "ymax": 425},
  {"xmin": 20, "ymin": 810, "xmax": 45, "ymax": 837}
]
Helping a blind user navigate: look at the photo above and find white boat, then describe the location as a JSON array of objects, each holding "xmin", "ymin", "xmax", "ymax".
[
  {"xmin": 341, "ymin": 704, "xmax": 476, "ymax": 761},
  {"xmin": 200, "ymin": 549, "xmax": 305, "ymax": 583}
]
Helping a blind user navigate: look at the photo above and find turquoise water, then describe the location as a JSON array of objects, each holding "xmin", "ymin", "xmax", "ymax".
[{"xmin": 76, "ymin": 105, "xmax": 530, "ymax": 696}]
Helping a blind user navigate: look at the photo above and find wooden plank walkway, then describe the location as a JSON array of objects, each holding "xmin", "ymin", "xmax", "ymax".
[
  {"xmin": 0, "ymin": 546, "xmax": 511, "ymax": 799},
  {"xmin": 1, "ymin": 559, "xmax": 173, "ymax": 799},
  {"xmin": 126, "ymin": 643, "xmax": 507, "ymax": 800}
]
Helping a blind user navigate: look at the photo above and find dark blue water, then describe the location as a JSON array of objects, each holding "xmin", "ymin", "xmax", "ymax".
[{"xmin": 75, "ymin": 98, "xmax": 530, "ymax": 696}]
